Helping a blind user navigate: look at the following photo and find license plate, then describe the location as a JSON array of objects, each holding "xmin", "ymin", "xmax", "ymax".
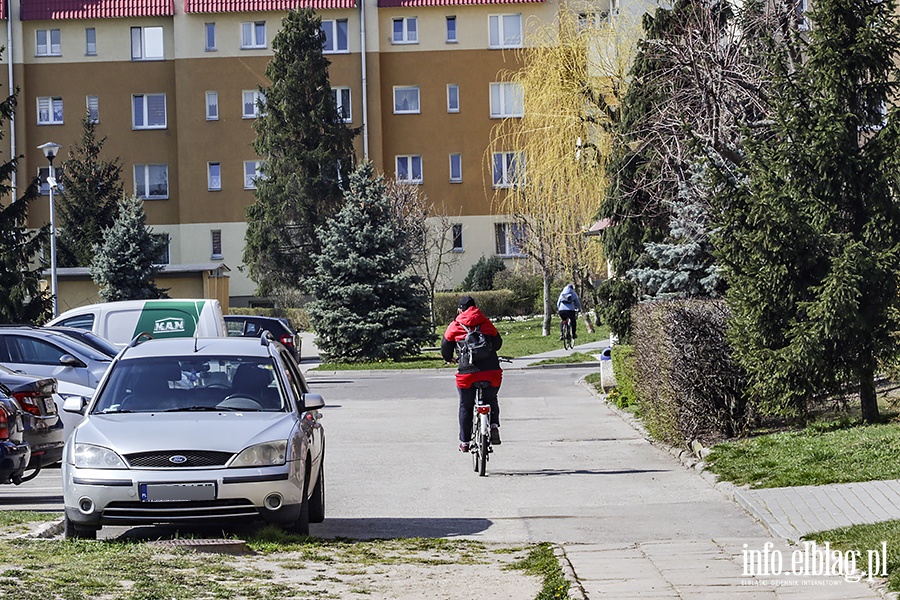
[
  {"xmin": 140, "ymin": 482, "xmax": 216, "ymax": 502},
  {"xmin": 43, "ymin": 397, "xmax": 56, "ymax": 414}
]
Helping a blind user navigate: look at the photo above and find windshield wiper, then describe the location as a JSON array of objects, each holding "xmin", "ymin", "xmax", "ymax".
[
  {"xmin": 164, "ymin": 406, "xmax": 253, "ymax": 412},
  {"xmin": 99, "ymin": 409, "xmax": 134, "ymax": 414}
]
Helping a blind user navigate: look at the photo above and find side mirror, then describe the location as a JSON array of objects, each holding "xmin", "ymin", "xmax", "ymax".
[
  {"xmin": 62, "ymin": 395, "xmax": 88, "ymax": 414},
  {"xmin": 302, "ymin": 393, "xmax": 325, "ymax": 411},
  {"xmin": 59, "ymin": 354, "xmax": 87, "ymax": 368}
]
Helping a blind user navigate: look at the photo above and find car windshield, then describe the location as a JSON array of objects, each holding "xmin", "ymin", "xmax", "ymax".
[{"xmin": 92, "ymin": 356, "xmax": 287, "ymax": 413}]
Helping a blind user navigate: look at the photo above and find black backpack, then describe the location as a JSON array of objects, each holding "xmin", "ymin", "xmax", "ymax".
[{"xmin": 457, "ymin": 323, "xmax": 492, "ymax": 370}]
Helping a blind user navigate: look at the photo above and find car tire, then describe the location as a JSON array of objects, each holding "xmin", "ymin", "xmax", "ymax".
[
  {"xmin": 308, "ymin": 460, "xmax": 325, "ymax": 524},
  {"xmin": 64, "ymin": 515, "xmax": 97, "ymax": 540},
  {"xmin": 287, "ymin": 460, "xmax": 311, "ymax": 536}
]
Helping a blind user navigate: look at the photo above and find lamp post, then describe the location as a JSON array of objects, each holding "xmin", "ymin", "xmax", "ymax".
[{"xmin": 38, "ymin": 142, "xmax": 62, "ymax": 318}]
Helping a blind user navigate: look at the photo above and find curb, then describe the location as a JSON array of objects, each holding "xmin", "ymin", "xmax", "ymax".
[
  {"xmin": 554, "ymin": 544, "xmax": 588, "ymax": 600},
  {"xmin": 19, "ymin": 517, "xmax": 64, "ymax": 539}
]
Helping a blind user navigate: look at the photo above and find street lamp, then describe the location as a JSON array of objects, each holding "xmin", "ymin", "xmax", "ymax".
[{"xmin": 38, "ymin": 142, "xmax": 62, "ymax": 318}]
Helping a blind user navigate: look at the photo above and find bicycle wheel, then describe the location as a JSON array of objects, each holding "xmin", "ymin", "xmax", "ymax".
[
  {"xmin": 478, "ymin": 413, "xmax": 489, "ymax": 477},
  {"xmin": 563, "ymin": 320, "xmax": 574, "ymax": 350},
  {"xmin": 471, "ymin": 411, "xmax": 479, "ymax": 472}
]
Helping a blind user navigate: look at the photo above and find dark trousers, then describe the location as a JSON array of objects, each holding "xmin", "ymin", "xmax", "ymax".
[
  {"xmin": 458, "ymin": 385, "xmax": 500, "ymax": 442},
  {"xmin": 559, "ymin": 310, "xmax": 578, "ymax": 336}
]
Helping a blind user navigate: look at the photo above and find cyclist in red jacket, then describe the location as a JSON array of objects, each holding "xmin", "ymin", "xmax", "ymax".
[{"xmin": 441, "ymin": 295, "xmax": 503, "ymax": 452}]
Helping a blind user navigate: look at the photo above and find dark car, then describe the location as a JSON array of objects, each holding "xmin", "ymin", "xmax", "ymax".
[
  {"xmin": 43, "ymin": 326, "xmax": 119, "ymax": 359},
  {"xmin": 225, "ymin": 316, "xmax": 301, "ymax": 361},
  {"xmin": 0, "ymin": 383, "xmax": 29, "ymax": 484},
  {"xmin": 0, "ymin": 364, "xmax": 64, "ymax": 472}
]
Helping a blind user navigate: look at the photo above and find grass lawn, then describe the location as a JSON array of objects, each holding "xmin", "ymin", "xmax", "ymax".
[
  {"xmin": 315, "ymin": 317, "xmax": 610, "ymax": 370},
  {"xmin": 805, "ymin": 520, "xmax": 900, "ymax": 591},
  {"xmin": 706, "ymin": 418, "xmax": 900, "ymax": 488}
]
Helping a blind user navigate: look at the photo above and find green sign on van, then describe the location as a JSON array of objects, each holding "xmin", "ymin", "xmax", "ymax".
[{"xmin": 132, "ymin": 300, "xmax": 207, "ymax": 339}]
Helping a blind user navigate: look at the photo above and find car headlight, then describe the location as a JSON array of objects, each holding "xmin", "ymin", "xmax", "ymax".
[
  {"xmin": 74, "ymin": 444, "xmax": 127, "ymax": 469},
  {"xmin": 230, "ymin": 441, "xmax": 287, "ymax": 467}
]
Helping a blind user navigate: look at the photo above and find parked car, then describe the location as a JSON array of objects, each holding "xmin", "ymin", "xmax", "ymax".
[
  {"xmin": 0, "ymin": 382, "xmax": 30, "ymax": 485},
  {"xmin": 61, "ymin": 335, "xmax": 326, "ymax": 539},
  {"xmin": 54, "ymin": 380, "xmax": 95, "ymax": 439},
  {"xmin": 0, "ymin": 326, "xmax": 113, "ymax": 387},
  {"xmin": 225, "ymin": 315, "xmax": 301, "ymax": 361},
  {"xmin": 46, "ymin": 299, "xmax": 227, "ymax": 348},
  {"xmin": 0, "ymin": 364, "xmax": 64, "ymax": 473},
  {"xmin": 43, "ymin": 326, "xmax": 119, "ymax": 359}
]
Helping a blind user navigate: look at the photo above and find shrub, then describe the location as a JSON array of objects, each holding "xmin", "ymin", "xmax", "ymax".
[
  {"xmin": 610, "ymin": 344, "xmax": 636, "ymax": 408},
  {"xmin": 595, "ymin": 277, "xmax": 638, "ymax": 343},
  {"xmin": 434, "ymin": 290, "xmax": 515, "ymax": 325},
  {"xmin": 493, "ymin": 270, "xmax": 544, "ymax": 315},
  {"xmin": 460, "ymin": 255, "xmax": 506, "ymax": 291}
]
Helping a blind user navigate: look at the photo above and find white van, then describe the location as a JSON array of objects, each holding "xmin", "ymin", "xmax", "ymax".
[{"xmin": 45, "ymin": 299, "xmax": 227, "ymax": 347}]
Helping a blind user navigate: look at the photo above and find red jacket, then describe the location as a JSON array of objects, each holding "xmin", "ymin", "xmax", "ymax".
[{"xmin": 441, "ymin": 307, "xmax": 503, "ymax": 388}]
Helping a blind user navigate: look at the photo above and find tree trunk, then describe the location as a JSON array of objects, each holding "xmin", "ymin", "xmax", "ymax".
[
  {"xmin": 860, "ymin": 362, "xmax": 879, "ymax": 424},
  {"xmin": 542, "ymin": 271, "xmax": 552, "ymax": 336}
]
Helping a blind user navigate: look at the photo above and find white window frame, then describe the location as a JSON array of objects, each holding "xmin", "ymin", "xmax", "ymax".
[
  {"xmin": 206, "ymin": 91, "xmax": 219, "ymax": 121},
  {"xmin": 490, "ymin": 82, "xmax": 524, "ymax": 118},
  {"xmin": 205, "ymin": 22, "xmax": 217, "ymax": 51},
  {"xmin": 447, "ymin": 84, "xmax": 460, "ymax": 113},
  {"xmin": 492, "ymin": 151, "xmax": 524, "ymax": 188},
  {"xmin": 451, "ymin": 223, "xmax": 464, "ymax": 251},
  {"xmin": 392, "ymin": 17, "xmax": 418, "ymax": 44},
  {"xmin": 131, "ymin": 26, "xmax": 164, "ymax": 61},
  {"xmin": 38, "ymin": 167, "xmax": 54, "ymax": 195},
  {"xmin": 449, "ymin": 153, "xmax": 462, "ymax": 183},
  {"xmin": 322, "ymin": 19, "xmax": 349, "ymax": 53},
  {"xmin": 132, "ymin": 93, "xmax": 167, "ymax": 129},
  {"xmin": 495, "ymin": 222, "xmax": 526, "ymax": 256},
  {"xmin": 134, "ymin": 164, "xmax": 169, "ymax": 200},
  {"xmin": 396, "ymin": 155, "xmax": 423, "ymax": 184},
  {"xmin": 446, "ymin": 16, "xmax": 457, "ymax": 43},
  {"xmin": 37, "ymin": 96, "xmax": 64, "ymax": 125},
  {"xmin": 332, "ymin": 87, "xmax": 351, "ymax": 122},
  {"xmin": 489, "ymin": 14, "xmax": 522, "ymax": 49},
  {"xmin": 85, "ymin": 28, "xmax": 96, "ymax": 55},
  {"xmin": 244, "ymin": 160, "xmax": 264, "ymax": 189},
  {"xmin": 393, "ymin": 86, "xmax": 420, "ymax": 114},
  {"xmin": 208, "ymin": 162, "xmax": 222, "ymax": 191},
  {"xmin": 241, "ymin": 21, "xmax": 266, "ymax": 49},
  {"xmin": 86, "ymin": 95, "xmax": 99, "ymax": 123},
  {"xmin": 211, "ymin": 230, "xmax": 223, "ymax": 259},
  {"xmin": 242, "ymin": 90, "xmax": 265, "ymax": 119},
  {"xmin": 36, "ymin": 29, "xmax": 61, "ymax": 56}
]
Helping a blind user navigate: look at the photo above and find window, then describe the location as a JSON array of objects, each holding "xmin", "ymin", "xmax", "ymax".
[
  {"xmin": 244, "ymin": 161, "xmax": 264, "ymax": 189},
  {"xmin": 495, "ymin": 222, "xmax": 525, "ymax": 256},
  {"xmin": 38, "ymin": 167, "xmax": 52, "ymax": 195},
  {"xmin": 242, "ymin": 90, "xmax": 265, "ymax": 118},
  {"xmin": 206, "ymin": 91, "xmax": 219, "ymax": 120},
  {"xmin": 86, "ymin": 95, "xmax": 99, "ymax": 123},
  {"xmin": 322, "ymin": 19, "xmax": 349, "ymax": 53},
  {"xmin": 447, "ymin": 84, "xmax": 460, "ymax": 113},
  {"xmin": 489, "ymin": 14, "xmax": 522, "ymax": 48},
  {"xmin": 392, "ymin": 17, "xmax": 418, "ymax": 44},
  {"xmin": 393, "ymin": 86, "xmax": 420, "ymax": 114},
  {"xmin": 85, "ymin": 28, "xmax": 96, "ymax": 55},
  {"xmin": 492, "ymin": 151, "xmax": 524, "ymax": 188},
  {"xmin": 132, "ymin": 94, "xmax": 166, "ymax": 129},
  {"xmin": 37, "ymin": 97, "xmax": 64, "ymax": 125},
  {"xmin": 449, "ymin": 153, "xmax": 462, "ymax": 182},
  {"xmin": 396, "ymin": 155, "xmax": 423, "ymax": 183},
  {"xmin": 205, "ymin": 23, "xmax": 216, "ymax": 51},
  {"xmin": 332, "ymin": 87, "xmax": 351, "ymax": 122},
  {"xmin": 451, "ymin": 223, "xmax": 463, "ymax": 251},
  {"xmin": 134, "ymin": 164, "xmax": 169, "ymax": 199},
  {"xmin": 152, "ymin": 233, "xmax": 170, "ymax": 264},
  {"xmin": 211, "ymin": 230, "xmax": 223, "ymax": 259},
  {"xmin": 490, "ymin": 82, "xmax": 524, "ymax": 118},
  {"xmin": 131, "ymin": 26, "xmax": 164, "ymax": 60},
  {"xmin": 795, "ymin": 0, "xmax": 809, "ymax": 29},
  {"xmin": 446, "ymin": 16, "xmax": 457, "ymax": 43},
  {"xmin": 36, "ymin": 29, "xmax": 61, "ymax": 56},
  {"xmin": 208, "ymin": 162, "xmax": 221, "ymax": 191},
  {"xmin": 241, "ymin": 21, "xmax": 266, "ymax": 49}
]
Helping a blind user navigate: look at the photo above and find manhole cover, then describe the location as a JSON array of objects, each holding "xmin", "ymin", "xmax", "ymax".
[{"xmin": 150, "ymin": 538, "xmax": 250, "ymax": 555}]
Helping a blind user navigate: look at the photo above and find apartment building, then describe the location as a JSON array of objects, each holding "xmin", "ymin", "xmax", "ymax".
[{"xmin": 6, "ymin": 0, "xmax": 615, "ymax": 307}]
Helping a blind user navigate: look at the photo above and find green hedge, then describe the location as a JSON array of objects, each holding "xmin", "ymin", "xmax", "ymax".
[
  {"xmin": 434, "ymin": 290, "xmax": 516, "ymax": 324},
  {"xmin": 228, "ymin": 306, "xmax": 311, "ymax": 331},
  {"xmin": 610, "ymin": 345, "xmax": 636, "ymax": 408}
]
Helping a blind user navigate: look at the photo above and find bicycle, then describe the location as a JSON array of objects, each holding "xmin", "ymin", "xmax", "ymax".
[
  {"xmin": 468, "ymin": 357, "xmax": 511, "ymax": 477},
  {"xmin": 561, "ymin": 318, "xmax": 574, "ymax": 350}
]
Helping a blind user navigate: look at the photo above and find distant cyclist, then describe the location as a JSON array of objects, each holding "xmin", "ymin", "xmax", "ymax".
[
  {"xmin": 441, "ymin": 295, "xmax": 503, "ymax": 452},
  {"xmin": 557, "ymin": 283, "xmax": 583, "ymax": 340}
]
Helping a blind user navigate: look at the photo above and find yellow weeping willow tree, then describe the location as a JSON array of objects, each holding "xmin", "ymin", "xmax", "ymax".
[{"xmin": 489, "ymin": 6, "xmax": 641, "ymax": 334}]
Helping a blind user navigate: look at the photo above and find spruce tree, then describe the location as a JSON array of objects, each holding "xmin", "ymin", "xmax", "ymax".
[
  {"xmin": 306, "ymin": 162, "xmax": 432, "ymax": 361},
  {"xmin": 717, "ymin": 0, "xmax": 900, "ymax": 422},
  {"xmin": 243, "ymin": 7, "xmax": 357, "ymax": 296},
  {"xmin": 90, "ymin": 196, "xmax": 168, "ymax": 302},
  {"xmin": 56, "ymin": 115, "xmax": 123, "ymax": 267}
]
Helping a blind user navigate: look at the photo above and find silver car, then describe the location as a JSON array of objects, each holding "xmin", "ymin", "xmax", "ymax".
[
  {"xmin": 62, "ymin": 335, "xmax": 325, "ymax": 539},
  {"xmin": 0, "ymin": 326, "xmax": 112, "ymax": 388}
]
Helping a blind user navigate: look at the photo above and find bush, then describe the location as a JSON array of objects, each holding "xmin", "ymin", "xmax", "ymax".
[
  {"xmin": 595, "ymin": 278, "xmax": 637, "ymax": 343},
  {"xmin": 460, "ymin": 255, "xmax": 506, "ymax": 291},
  {"xmin": 434, "ymin": 290, "xmax": 515, "ymax": 325},
  {"xmin": 610, "ymin": 345, "xmax": 636, "ymax": 408},
  {"xmin": 493, "ymin": 270, "xmax": 544, "ymax": 315},
  {"xmin": 631, "ymin": 299, "xmax": 749, "ymax": 447},
  {"xmin": 229, "ymin": 306, "xmax": 311, "ymax": 331}
]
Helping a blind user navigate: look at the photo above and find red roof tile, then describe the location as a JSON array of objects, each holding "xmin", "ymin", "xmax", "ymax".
[
  {"xmin": 378, "ymin": 0, "xmax": 542, "ymax": 5},
  {"xmin": 20, "ymin": 0, "xmax": 175, "ymax": 20},
  {"xmin": 185, "ymin": 0, "xmax": 355, "ymax": 12}
]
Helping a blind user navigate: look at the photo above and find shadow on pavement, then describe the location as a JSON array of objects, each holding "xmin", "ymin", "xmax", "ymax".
[{"xmin": 492, "ymin": 468, "xmax": 670, "ymax": 477}]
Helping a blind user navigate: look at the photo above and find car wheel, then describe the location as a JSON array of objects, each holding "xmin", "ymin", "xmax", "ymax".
[
  {"xmin": 308, "ymin": 460, "xmax": 325, "ymax": 524},
  {"xmin": 64, "ymin": 515, "xmax": 97, "ymax": 540},
  {"xmin": 287, "ymin": 460, "xmax": 311, "ymax": 536}
]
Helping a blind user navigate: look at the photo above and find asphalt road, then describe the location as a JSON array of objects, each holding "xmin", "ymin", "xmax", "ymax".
[{"xmin": 0, "ymin": 366, "xmax": 763, "ymax": 544}]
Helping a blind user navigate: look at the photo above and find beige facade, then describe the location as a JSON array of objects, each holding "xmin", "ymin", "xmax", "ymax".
[{"xmin": 7, "ymin": 0, "xmax": 619, "ymax": 305}]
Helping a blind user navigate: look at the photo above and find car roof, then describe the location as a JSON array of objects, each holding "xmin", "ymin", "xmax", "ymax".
[
  {"xmin": 120, "ymin": 336, "xmax": 275, "ymax": 360},
  {"xmin": 0, "ymin": 326, "xmax": 113, "ymax": 359}
]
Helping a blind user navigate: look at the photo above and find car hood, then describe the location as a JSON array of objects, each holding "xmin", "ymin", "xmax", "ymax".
[{"xmin": 73, "ymin": 412, "xmax": 298, "ymax": 455}]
